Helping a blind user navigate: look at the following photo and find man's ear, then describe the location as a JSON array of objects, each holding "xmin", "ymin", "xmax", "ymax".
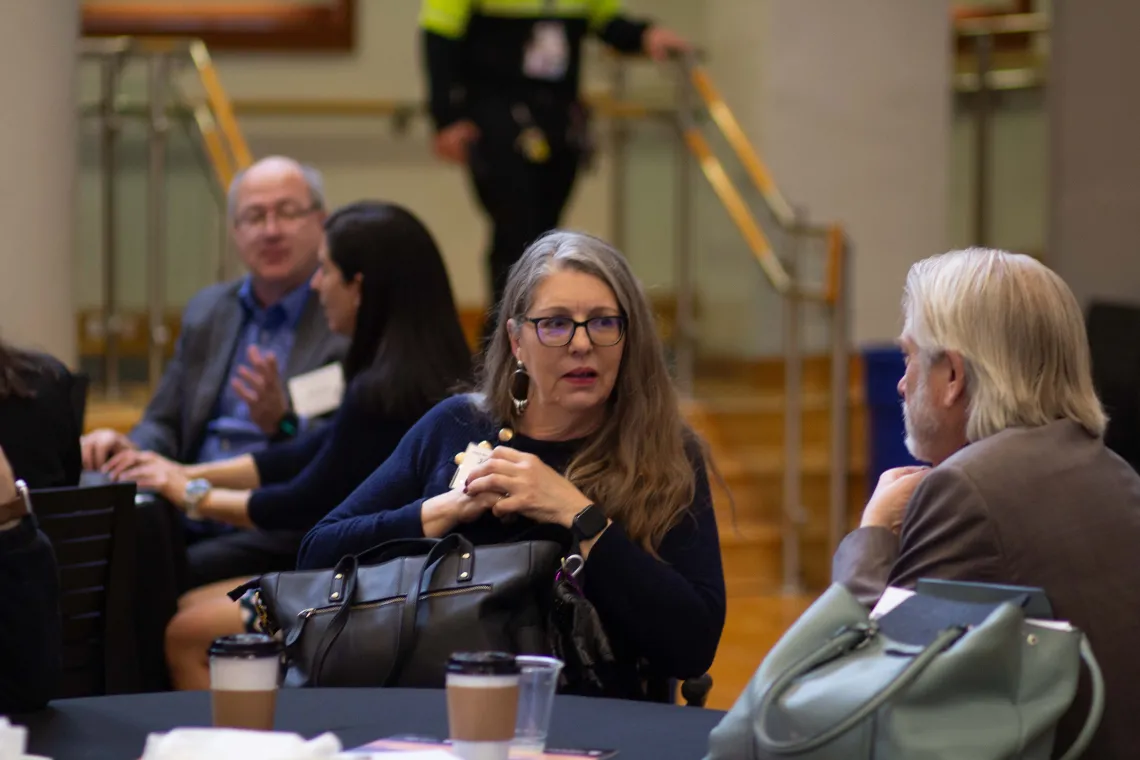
[{"xmin": 943, "ymin": 350, "xmax": 968, "ymax": 407}]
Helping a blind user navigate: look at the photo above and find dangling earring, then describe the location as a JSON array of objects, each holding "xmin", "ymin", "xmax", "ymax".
[{"xmin": 510, "ymin": 359, "xmax": 530, "ymax": 416}]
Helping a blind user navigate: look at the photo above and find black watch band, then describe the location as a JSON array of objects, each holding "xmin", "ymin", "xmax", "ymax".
[
  {"xmin": 571, "ymin": 504, "xmax": 608, "ymax": 542},
  {"xmin": 271, "ymin": 411, "xmax": 300, "ymax": 443}
]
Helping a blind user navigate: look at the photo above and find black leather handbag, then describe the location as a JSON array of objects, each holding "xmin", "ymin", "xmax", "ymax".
[{"xmin": 241, "ymin": 532, "xmax": 565, "ymax": 688}]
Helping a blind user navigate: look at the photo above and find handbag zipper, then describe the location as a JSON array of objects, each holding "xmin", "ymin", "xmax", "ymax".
[{"xmin": 296, "ymin": 584, "xmax": 493, "ymax": 620}]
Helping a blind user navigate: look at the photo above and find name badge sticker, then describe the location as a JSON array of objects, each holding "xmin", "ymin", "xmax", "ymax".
[
  {"xmin": 287, "ymin": 362, "xmax": 346, "ymax": 418},
  {"xmin": 523, "ymin": 21, "xmax": 570, "ymax": 81},
  {"xmin": 450, "ymin": 442, "xmax": 494, "ymax": 490}
]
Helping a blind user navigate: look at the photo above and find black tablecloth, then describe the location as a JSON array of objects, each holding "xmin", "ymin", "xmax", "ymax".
[{"xmin": 15, "ymin": 689, "xmax": 725, "ymax": 760}]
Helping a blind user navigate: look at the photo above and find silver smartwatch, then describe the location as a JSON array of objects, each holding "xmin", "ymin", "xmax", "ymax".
[
  {"xmin": 183, "ymin": 478, "xmax": 212, "ymax": 521},
  {"xmin": 0, "ymin": 479, "xmax": 32, "ymax": 531}
]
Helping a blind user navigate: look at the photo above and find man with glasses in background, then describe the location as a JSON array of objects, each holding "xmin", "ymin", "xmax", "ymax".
[{"xmin": 80, "ymin": 156, "xmax": 349, "ymax": 585}]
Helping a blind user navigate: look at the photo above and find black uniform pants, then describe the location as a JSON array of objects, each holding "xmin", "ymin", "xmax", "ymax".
[{"xmin": 466, "ymin": 95, "xmax": 583, "ymax": 338}]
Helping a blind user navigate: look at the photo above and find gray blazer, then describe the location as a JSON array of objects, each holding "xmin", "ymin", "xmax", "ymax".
[
  {"xmin": 833, "ymin": 419, "xmax": 1140, "ymax": 759},
  {"xmin": 128, "ymin": 279, "xmax": 350, "ymax": 463}
]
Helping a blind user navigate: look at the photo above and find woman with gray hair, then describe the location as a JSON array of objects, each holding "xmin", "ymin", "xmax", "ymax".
[
  {"xmin": 834, "ymin": 247, "xmax": 1140, "ymax": 759},
  {"xmin": 298, "ymin": 229, "xmax": 726, "ymax": 690}
]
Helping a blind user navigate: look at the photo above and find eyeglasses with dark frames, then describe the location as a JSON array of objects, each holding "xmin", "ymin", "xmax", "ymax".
[
  {"xmin": 235, "ymin": 202, "xmax": 319, "ymax": 230},
  {"xmin": 523, "ymin": 315, "xmax": 627, "ymax": 347}
]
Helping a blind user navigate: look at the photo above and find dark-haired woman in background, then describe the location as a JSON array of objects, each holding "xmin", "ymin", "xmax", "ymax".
[
  {"xmin": 0, "ymin": 339, "xmax": 82, "ymax": 489},
  {"xmin": 109, "ymin": 200, "xmax": 473, "ymax": 591}
]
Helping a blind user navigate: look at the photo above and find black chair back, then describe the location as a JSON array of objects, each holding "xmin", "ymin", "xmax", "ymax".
[
  {"xmin": 31, "ymin": 483, "xmax": 140, "ymax": 698},
  {"xmin": 1086, "ymin": 301, "xmax": 1140, "ymax": 473}
]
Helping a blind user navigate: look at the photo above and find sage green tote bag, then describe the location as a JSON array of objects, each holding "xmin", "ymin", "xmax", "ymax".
[{"xmin": 705, "ymin": 584, "xmax": 1104, "ymax": 760}]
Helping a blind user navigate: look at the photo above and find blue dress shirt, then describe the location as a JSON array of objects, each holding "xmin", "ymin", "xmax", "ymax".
[{"xmin": 195, "ymin": 276, "xmax": 313, "ymax": 465}]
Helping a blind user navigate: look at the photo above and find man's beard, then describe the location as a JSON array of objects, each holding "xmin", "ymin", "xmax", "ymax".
[{"xmin": 903, "ymin": 373, "xmax": 940, "ymax": 463}]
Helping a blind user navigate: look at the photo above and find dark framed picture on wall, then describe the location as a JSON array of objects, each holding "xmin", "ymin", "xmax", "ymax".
[{"xmin": 81, "ymin": 0, "xmax": 356, "ymax": 52}]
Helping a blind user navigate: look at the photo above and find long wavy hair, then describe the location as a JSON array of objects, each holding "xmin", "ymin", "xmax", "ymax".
[{"xmin": 475, "ymin": 230, "xmax": 696, "ymax": 556}]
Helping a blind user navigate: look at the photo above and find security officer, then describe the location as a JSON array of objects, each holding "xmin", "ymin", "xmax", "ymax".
[{"xmin": 419, "ymin": 0, "xmax": 689, "ymax": 333}]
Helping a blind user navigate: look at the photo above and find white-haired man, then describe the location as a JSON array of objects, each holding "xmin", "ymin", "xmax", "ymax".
[{"xmin": 834, "ymin": 248, "xmax": 1140, "ymax": 759}]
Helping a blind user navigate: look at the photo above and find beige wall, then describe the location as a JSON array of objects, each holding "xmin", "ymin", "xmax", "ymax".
[
  {"xmin": 1, "ymin": 2, "xmax": 80, "ymax": 363},
  {"xmin": 1048, "ymin": 0, "xmax": 1140, "ymax": 308},
  {"xmin": 703, "ymin": 0, "xmax": 952, "ymax": 347}
]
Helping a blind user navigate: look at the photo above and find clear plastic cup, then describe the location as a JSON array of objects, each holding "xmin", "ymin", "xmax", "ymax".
[{"xmin": 512, "ymin": 656, "xmax": 564, "ymax": 757}]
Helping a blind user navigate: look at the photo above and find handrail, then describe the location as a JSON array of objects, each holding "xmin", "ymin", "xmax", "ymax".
[
  {"xmin": 678, "ymin": 123, "xmax": 792, "ymax": 296},
  {"xmin": 226, "ymin": 94, "xmax": 675, "ymax": 122},
  {"xmin": 684, "ymin": 58, "xmax": 796, "ymax": 226},
  {"xmin": 78, "ymin": 35, "xmax": 198, "ymax": 57},
  {"xmin": 674, "ymin": 55, "xmax": 844, "ymax": 305},
  {"xmin": 79, "ymin": 35, "xmax": 252, "ymax": 193},
  {"xmin": 824, "ymin": 225, "xmax": 845, "ymax": 306},
  {"xmin": 191, "ymin": 104, "xmax": 235, "ymax": 189},
  {"xmin": 188, "ymin": 40, "xmax": 253, "ymax": 173}
]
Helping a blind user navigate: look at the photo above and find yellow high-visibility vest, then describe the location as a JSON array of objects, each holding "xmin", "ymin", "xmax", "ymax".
[{"xmin": 421, "ymin": 0, "xmax": 624, "ymax": 40}]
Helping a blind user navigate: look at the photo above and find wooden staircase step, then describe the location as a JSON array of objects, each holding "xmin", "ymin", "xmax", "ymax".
[
  {"xmin": 682, "ymin": 392, "xmax": 867, "ymax": 452},
  {"xmin": 682, "ymin": 362, "xmax": 870, "ymax": 594},
  {"xmin": 711, "ymin": 444, "xmax": 865, "ymax": 477},
  {"xmin": 717, "ymin": 520, "xmax": 842, "ymax": 594}
]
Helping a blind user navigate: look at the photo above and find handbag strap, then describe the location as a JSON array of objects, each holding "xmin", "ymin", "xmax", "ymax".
[
  {"xmin": 310, "ymin": 553, "xmax": 363, "ymax": 679},
  {"xmin": 1056, "ymin": 635, "xmax": 1105, "ymax": 760},
  {"xmin": 756, "ymin": 625, "xmax": 1107, "ymax": 757},
  {"xmin": 356, "ymin": 537, "xmax": 449, "ymax": 566},
  {"xmin": 382, "ymin": 533, "xmax": 473, "ymax": 686},
  {"xmin": 755, "ymin": 623, "xmax": 966, "ymax": 755},
  {"xmin": 308, "ymin": 534, "xmax": 476, "ymax": 684}
]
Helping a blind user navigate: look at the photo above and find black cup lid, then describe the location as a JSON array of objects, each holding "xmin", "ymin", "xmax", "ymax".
[
  {"xmin": 447, "ymin": 651, "xmax": 519, "ymax": 676},
  {"xmin": 208, "ymin": 633, "xmax": 283, "ymax": 658}
]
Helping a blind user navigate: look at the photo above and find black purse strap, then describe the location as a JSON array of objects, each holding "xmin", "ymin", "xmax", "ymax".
[
  {"xmin": 383, "ymin": 533, "xmax": 471, "ymax": 686},
  {"xmin": 356, "ymin": 537, "xmax": 449, "ymax": 566},
  {"xmin": 224, "ymin": 539, "xmax": 447, "ymax": 604},
  {"xmin": 310, "ymin": 553, "xmax": 363, "ymax": 679},
  {"xmin": 309, "ymin": 534, "xmax": 476, "ymax": 686}
]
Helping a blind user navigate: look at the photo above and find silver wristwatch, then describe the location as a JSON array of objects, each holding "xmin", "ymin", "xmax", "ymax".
[
  {"xmin": 183, "ymin": 478, "xmax": 212, "ymax": 521},
  {"xmin": 0, "ymin": 479, "xmax": 32, "ymax": 531}
]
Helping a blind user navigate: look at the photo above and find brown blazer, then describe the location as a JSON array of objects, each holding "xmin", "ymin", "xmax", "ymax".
[{"xmin": 833, "ymin": 419, "xmax": 1140, "ymax": 760}]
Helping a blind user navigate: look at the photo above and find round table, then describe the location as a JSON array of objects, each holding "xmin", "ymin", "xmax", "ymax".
[{"xmin": 15, "ymin": 688, "xmax": 726, "ymax": 760}]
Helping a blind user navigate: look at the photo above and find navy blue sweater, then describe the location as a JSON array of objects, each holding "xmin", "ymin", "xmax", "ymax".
[
  {"xmin": 0, "ymin": 517, "xmax": 61, "ymax": 712},
  {"xmin": 298, "ymin": 394, "xmax": 726, "ymax": 679},
  {"xmin": 247, "ymin": 384, "xmax": 412, "ymax": 532}
]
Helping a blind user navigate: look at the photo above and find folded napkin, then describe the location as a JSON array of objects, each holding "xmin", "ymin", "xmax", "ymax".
[
  {"xmin": 0, "ymin": 716, "xmax": 48, "ymax": 760},
  {"xmin": 140, "ymin": 728, "xmax": 342, "ymax": 760}
]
